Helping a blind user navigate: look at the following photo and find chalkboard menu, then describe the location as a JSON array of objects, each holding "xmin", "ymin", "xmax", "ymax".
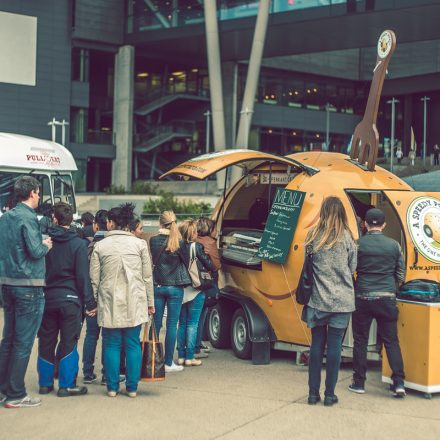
[{"xmin": 257, "ymin": 188, "xmax": 306, "ymax": 264}]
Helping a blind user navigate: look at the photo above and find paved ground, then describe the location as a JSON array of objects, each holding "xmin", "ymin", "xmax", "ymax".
[{"xmin": 1, "ymin": 314, "xmax": 439, "ymax": 440}]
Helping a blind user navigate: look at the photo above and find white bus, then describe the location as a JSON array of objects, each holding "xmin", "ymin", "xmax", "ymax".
[{"xmin": 0, "ymin": 132, "xmax": 78, "ymax": 217}]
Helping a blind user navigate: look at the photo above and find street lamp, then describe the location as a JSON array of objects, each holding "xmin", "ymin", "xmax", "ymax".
[
  {"xmin": 325, "ymin": 103, "xmax": 330, "ymax": 151},
  {"xmin": 47, "ymin": 117, "xmax": 58, "ymax": 142},
  {"xmin": 204, "ymin": 110, "xmax": 211, "ymax": 194},
  {"xmin": 47, "ymin": 118, "xmax": 69, "ymax": 145},
  {"xmin": 387, "ymin": 98, "xmax": 399, "ymax": 173},
  {"xmin": 204, "ymin": 110, "xmax": 211, "ymax": 155},
  {"xmin": 421, "ymin": 96, "xmax": 430, "ymax": 166}
]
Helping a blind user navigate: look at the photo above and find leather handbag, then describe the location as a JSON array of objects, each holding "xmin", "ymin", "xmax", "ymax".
[
  {"xmin": 188, "ymin": 242, "xmax": 213, "ymax": 290},
  {"xmin": 296, "ymin": 248, "xmax": 314, "ymax": 305},
  {"xmin": 140, "ymin": 320, "xmax": 165, "ymax": 382}
]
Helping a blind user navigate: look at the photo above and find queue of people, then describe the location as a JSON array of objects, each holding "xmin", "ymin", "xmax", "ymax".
[
  {"xmin": 0, "ymin": 176, "xmax": 406, "ymax": 409},
  {"xmin": 0, "ymin": 176, "xmax": 219, "ymax": 407}
]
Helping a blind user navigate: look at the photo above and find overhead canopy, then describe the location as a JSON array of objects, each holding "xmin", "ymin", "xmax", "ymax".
[
  {"xmin": 159, "ymin": 149, "xmax": 318, "ymax": 180},
  {"xmin": 0, "ymin": 132, "xmax": 77, "ymax": 172}
]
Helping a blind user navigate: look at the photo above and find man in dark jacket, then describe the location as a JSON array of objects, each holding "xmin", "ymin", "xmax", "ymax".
[
  {"xmin": 37, "ymin": 203, "xmax": 97, "ymax": 397},
  {"xmin": 349, "ymin": 208, "xmax": 406, "ymax": 398},
  {"xmin": 0, "ymin": 176, "xmax": 52, "ymax": 408}
]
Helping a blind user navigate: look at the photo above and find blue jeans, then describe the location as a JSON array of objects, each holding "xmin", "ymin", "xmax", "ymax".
[
  {"xmin": 195, "ymin": 306, "xmax": 209, "ymax": 354},
  {"xmin": 308, "ymin": 325, "xmax": 346, "ymax": 398},
  {"xmin": 82, "ymin": 314, "xmax": 103, "ymax": 377},
  {"xmin": 153, "ymin": 285, "xmax": 184, "ymax": 366},
  {"xmin": 0, "ymin": 286, "xmax": 45, "ymax": 399},
  {"xmin": 102, "ymin": 325, "xmax": 141, "ymax": 392},
  {"xmin": 177, "ymin": 293, "xmax": 205, "ymax": 360}
]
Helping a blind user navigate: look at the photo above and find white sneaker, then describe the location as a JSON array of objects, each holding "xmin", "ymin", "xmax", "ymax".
[
  {"xmin": 165, "ymin": 362, "xmax": 184, "ymax": 373},
  {"xmin": 0, "ymin": 393, "xmax": 7, "ymax": 404}
]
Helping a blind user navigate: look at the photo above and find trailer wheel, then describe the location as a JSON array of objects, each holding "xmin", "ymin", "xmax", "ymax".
[
  {"xmin": 208, "ymin": 303, "xmax": 231, "ymax": 349},
  {"xmin": 231, "ymin": 308, "xmax": 252, "ymax": 360}
]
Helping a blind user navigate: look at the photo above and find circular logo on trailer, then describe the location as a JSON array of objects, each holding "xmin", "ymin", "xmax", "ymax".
[
  {"xmin": 407, "ymin": 196, "xmax": 440, "ymax": 263},
  {"xmin": 377, "ymin": 31, "xmax": 393, "ymax": 59}
]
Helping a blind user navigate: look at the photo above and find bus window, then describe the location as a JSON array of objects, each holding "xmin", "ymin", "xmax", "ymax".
[
  {"xmin": 52, "ymin": 174, "xmax": 76, "ymax": 212},
  {"xmin": 0, "ymin": 172, "xmax": 51, "ymax": 215}
]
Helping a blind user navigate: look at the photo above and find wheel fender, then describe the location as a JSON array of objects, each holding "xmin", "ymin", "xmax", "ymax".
[
  {"xmin": 240, "ymin": 300, "xmax": 272, "ymax": 344},
  {"xmin": 219, "ymin": 290, "xmax": 273, "ymax": 364},
  {"xmin": 219, "ymin": 290, "xmax": 273, "ymax": 343}
]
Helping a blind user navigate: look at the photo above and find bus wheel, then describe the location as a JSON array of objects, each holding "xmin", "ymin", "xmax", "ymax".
[
  {"xmin": 231, "ymin": 308, "xmax": 252, "ymax": 360},
  {"xmin": 208, "ymin": 303, "xmax": 231, "ymax": 349}
]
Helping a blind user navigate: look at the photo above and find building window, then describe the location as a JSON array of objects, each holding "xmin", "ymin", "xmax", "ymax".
[
  {"xmin": 72, "ymin": 48, "xmax": 90, "ymax": 82},
  {"xmin": 70, "ymin": 107, "xmax": 87, "ymax": 143}
]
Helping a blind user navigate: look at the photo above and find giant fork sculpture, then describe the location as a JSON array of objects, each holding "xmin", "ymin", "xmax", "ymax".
[{"xmin": 350, "ymin": 30, "xmax": 396, "ymax": 171}]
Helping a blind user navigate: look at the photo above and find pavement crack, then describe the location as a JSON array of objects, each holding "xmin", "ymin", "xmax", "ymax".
[
  {"xmin": 158, "ymin": 383, "xmax": 294, "ymax": 403},
  {"xmin": 211, "ymin": 401, "xmax": 293, "ymax": 440}
]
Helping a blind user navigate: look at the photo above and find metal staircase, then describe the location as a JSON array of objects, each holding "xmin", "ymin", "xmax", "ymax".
[
  {"xmin": 134, "ymin": 119, "xmax": 195, "ymax": 153},
  {"xmin": 135, "ymin": 92, "xmax": 209, "ymax": 116}
]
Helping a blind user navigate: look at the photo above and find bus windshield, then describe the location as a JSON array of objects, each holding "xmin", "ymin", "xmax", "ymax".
[
  {"xmin": 0, "ymin": 172, "xmax": 51, "ymax": 215},
  {"xmin": 52, "ymin": 174, "xmax": 76, "ymax": 213}
]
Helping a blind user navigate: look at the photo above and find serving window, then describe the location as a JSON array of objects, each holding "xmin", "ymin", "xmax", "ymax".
[
  {"xmin": 218, "ymin": 168, "xmax": 299, "ymax": 269},
  {"xmin": 346, "ymin": 190, "xmax": 406, "ymax": 254}
]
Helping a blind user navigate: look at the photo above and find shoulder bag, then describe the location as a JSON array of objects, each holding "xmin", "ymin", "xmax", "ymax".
[
  {"xmin": 187, "ymin": 242, "xmax": 214, "ymax": 290},
  {"xmin": 296, "ymin": 247, "xmax": 314, "ymax": 305},
  {"xmin": 140, "ymin": 320, "xmax": 165, "ymax": 381}
]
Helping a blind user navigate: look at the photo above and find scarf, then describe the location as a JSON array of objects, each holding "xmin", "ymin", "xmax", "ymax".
[{"xmin": 158, "ymin": 228, "xmax": 170, "ymax": 235}]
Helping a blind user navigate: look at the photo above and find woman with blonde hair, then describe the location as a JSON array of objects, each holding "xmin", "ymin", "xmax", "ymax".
[
  {"xmin": 149, "ymin": 211, "xmax": 190, "ymax": 373},
  {"xmin": 302, "ymin": 196, "xmax": 357, "ymax": 407},
  {"xmin": 177, "ymin": 219, "xmax": 215, "ymax": 366}
]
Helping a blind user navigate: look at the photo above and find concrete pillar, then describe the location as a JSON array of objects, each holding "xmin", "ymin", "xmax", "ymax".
[
  {"xmin": 230, "ymin": 0, "xmax": 270, "ymax": 184},
  {"xmin": 222, "ymin": 62, "xmax": 238, "ymax": 148},
  {"xmin": 204, "ymin": 0, "xmax": 227, "ymax": 189},
  {"xmin": 112, "ymin": 45, "xmax": 134, "ymax": 190}
]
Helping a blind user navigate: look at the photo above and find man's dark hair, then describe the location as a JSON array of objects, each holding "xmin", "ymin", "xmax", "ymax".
[
  {"xmin": 53, "ymin": 202, "xmax": 73, "ymax": 226},
  {"xmin": 94, "ymin": 209, "xmax": 108, "ymax": 231},
  {"xmin": 14, "ymin": 176, "xmax": 40, "ymax": 202},
  {"xmin": 81, "ymin": 212, "xmax": 94, "ymax": 226}
]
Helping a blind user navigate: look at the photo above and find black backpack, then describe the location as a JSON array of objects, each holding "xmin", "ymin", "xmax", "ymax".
[{"xmin": 398, "ymin": 279, "xmax": 440, "ymax": 303}]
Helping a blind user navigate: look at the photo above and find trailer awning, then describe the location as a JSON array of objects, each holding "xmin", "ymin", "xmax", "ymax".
[{"xmin": 159, "ymin": 149, "xmax": 318, "ymax": 180}]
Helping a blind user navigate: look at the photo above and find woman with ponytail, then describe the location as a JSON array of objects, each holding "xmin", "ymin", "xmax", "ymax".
[
  {"xmin": 302, "ymin": 196, "xmax": 357, "ymax": 407},
  {"xmin": 149, "ymin": 211, "xmax": 191, "ymax": 373},
  {"xmin": 90, "ymin": 203, "xmax": 154, "ymax": 397},
  {"xmin": 177, "ymin": 219, "xmax": 215, "ymax": 367}
]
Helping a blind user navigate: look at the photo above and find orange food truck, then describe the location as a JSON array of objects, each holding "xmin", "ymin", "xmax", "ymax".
[{"xmin": 161, "ymin": 31, "xmax": 440, "ymax": 398}]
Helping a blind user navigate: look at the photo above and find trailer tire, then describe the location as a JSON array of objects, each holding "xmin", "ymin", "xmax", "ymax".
[
  {"xmin": 208, "ymin": 303, "xmax": 231, "ymax": 349},
  {"xmin": 231, "ymin": 308, "xmax": 252, "ymax": 360}
]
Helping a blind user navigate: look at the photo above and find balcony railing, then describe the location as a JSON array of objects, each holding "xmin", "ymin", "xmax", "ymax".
[{"xmin": 71, "ymin": 130, "xmax": 114, "ymax": 145}]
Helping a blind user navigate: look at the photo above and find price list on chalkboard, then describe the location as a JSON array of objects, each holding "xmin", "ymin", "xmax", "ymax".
[{"xmin": 257, "ymin": 188, "xmax": 306, "ymax": 264}]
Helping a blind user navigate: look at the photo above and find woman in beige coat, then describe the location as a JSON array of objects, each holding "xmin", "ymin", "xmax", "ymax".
[{"xmin": 90, "ymin": 204, "xmax": 154, "ymax": 398}]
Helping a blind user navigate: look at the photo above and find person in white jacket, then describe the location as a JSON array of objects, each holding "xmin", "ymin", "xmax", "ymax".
[{"xmin": 90, "ymin": 204, "xmax": 154, "ymax": 398}]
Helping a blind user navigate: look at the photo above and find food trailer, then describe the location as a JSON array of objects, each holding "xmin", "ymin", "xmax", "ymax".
[
  {"xmin": 0, "ymin": 132, "xmax": 78, "ymax": 216},
  {"xmin": 161, "ymin": 30, "xmax": 440, "ymax": 397}
]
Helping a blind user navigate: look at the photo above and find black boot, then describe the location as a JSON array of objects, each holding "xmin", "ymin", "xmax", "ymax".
[
  {"xmin": 57, "ymin": 386, "xmax": 88, "ymax": 397},
  {"xmin": 39, "ymin": 385, "xmax": 54, "ymax": 395},
  {"xmin": 324, "ymin": 395, "xmax": 338, "ymax": 407},
  {"xmin": 307, "ymin": 395, "xmax": 321, "ymax": 405}
]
